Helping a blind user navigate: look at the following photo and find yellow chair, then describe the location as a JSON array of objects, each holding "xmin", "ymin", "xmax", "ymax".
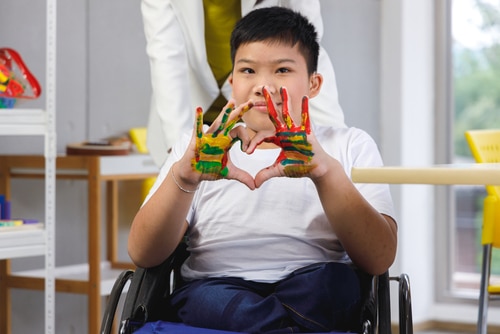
[
  {"xmin": 129, "ymin": 127, "xmax": 156, "ymax": 201},
  {"xmin": 129, "ymin": 127, "xmax": 149, "ymax": 154},
  {"xmin": 464, "ymin": 129, "xmax": 500, "ymax": 334}
]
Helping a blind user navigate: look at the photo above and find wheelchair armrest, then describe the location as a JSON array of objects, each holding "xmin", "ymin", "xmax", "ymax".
[
  {"xmin": 101, "ymin": 242, "xmax": 189, "ymax": 334},
  {"xmin": 377, "ymin": 273, "xmax": 413, "ymax": 334},
  {"xmin": 376, "ymin": 271, "xmax": 392, "ymax": 334},
  {"xmin": 353, "ymin": 270, "xmax": 374, "ymax": 334},
  {"xmin": 119, "ymin": 242, "xmax": 189, "ymax": 333},
  {"xmin": 364, "ymin": 272, "xmax": 413, "ymax": 334},
  {"xmin": 393, "ymin": 273, "xmax": 413, "ymax": 334},
  {"xmin": 100, "ymin": 270, "xmax": 134, "ymax": 334}
]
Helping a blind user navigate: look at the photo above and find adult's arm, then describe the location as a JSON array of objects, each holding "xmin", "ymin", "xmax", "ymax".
[{"xmin": 142, "ymin": 0, "xmax": 194, "ymax": 165}]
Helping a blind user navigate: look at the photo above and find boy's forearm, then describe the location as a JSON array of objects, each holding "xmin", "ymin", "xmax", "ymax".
[
  {"xmin": 128, "ymin": 168, "xmax": 192, "ymax": 268},
  {"xmin": 312, "ymin": 159, "xmax": 397, "ymax": 275}
]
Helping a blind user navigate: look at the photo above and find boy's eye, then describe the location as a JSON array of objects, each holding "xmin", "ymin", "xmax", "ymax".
[
  {"xmin": 277, "ymin": 67, "xmax": 290, "ymax": 74},
  {"xmin": 240, "ymin": 68, "xmax": 254, "ymax": 74}
]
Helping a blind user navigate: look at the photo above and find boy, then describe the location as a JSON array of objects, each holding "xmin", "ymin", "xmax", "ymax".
[{"xmin": 128, "ymin": 7, "xmax": 397, "ymax": 333}]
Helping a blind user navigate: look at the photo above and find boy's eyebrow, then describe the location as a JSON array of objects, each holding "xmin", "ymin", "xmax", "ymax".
[{"xmin": 235, "ymin": 58, "xmax": 297, "ymax": 65}]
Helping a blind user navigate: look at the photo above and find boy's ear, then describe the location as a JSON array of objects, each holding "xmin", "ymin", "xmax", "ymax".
[
  {"xmin": 308, "ymin": 73, "xmax": 323, "ymax": 99},
  {"xmin": 228, "ymin": 73, "xmax": 233, "ymax": 86}
]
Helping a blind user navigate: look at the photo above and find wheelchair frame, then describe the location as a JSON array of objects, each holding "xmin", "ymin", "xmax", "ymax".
[{"xmin": 101, "ymin": 242, "xmax": 413, "ymax": 334}]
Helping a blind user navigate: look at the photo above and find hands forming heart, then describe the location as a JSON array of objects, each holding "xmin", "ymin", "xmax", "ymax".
[{"xmin": 189, "ymin": 86, "xmax": 317, "ymax": 190}]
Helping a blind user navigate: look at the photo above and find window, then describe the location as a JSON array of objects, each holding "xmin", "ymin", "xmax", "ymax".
[{"xmin": 448, "ymin": 0, "xmax": 500, "ymax": 297}]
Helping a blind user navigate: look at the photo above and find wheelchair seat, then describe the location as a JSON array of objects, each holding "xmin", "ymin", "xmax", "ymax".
[{"xmin": 101, "ymin": 242, "xmax": 412, "ymax": 334}]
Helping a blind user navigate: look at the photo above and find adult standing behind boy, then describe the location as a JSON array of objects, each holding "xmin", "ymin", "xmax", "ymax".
[
  {"xmin": 141, "ymin": 0, "xmax": 346, "ymax": 167},
  {"xmin": 129, "ymin": 6, "xmax": 397, "ymax": 333}
]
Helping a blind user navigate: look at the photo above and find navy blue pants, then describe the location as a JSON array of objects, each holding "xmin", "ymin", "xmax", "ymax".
[{"xmin": 170, "ymin": 262, "xmax": 363, "ymax": 333}]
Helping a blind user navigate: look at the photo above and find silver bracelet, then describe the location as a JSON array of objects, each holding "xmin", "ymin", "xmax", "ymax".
[{"xmin": 171, "ymin": 165, "xmax": 198, "ymax": 193}]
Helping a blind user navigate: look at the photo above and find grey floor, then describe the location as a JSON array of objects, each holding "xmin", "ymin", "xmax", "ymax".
[{"xmin": 417, "ymin": 331, "xmax": 473, "ymax": 334}]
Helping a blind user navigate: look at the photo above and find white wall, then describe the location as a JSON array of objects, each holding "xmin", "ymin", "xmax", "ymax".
[
  {"xmin": 320, "ymin": 0, "xmax": 381, "ymax": 141},
  {"xmin": 380, "ymin": 0, "xmax": 436, "ymax": 325},
  {"xmin": 0, "ymin": 0, "xmax": 150, "ymax": 155}
]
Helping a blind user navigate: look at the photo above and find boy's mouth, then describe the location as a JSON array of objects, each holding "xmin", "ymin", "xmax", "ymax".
[
  {"xmin": 252, "ymin": 101, "xmax": 269, "ymax": 113},
  {"xmin": 252, "ymin": 101, "xmax": 281, "ymax": 113}
]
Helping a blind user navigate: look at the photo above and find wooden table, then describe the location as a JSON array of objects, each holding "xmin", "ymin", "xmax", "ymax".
[
  {"xmin": 0, "ymin": 154, "xmax": 158, "ymax": 334},
  {"xmin": 351, "ymin": 163, "xmax": 500, "ymax": 185}
]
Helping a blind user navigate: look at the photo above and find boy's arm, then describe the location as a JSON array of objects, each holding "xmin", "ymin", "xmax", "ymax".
[
  {"xmin": 311, "ymin": 157, "xmax": 397, "ymax": 276},
  {"xmin": 128, "ymin": 161, "xmax": 193, "ymax": 268},
  {"xmin": 251, "ymin": 87, "xmax": 396, "ymax": 275},
  {"xmin": 128, "ymin": 100, "xmax": 255, "ymax": 268}
]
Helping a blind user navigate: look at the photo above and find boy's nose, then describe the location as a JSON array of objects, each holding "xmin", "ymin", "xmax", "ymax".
[{"xmin": 254, "ymin": 84, "xmax": 277, "ymax": 96}]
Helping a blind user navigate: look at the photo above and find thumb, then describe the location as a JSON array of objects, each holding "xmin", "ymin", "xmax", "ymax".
[
  {"xmin": 254, "ymin": 165, "xmax": 277, "ymax": 188},
  {"xmin": 229, "ymin": 167, "xmax": 257, "ymax": 190}
]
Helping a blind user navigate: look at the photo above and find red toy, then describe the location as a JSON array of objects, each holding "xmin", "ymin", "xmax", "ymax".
[{"xmin": 0, "ymin": 48, "xmax": 41, "ymax": 108}]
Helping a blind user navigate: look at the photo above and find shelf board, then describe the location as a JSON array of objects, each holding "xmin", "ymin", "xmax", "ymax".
[
  {"xmin": 0, "ymin": 229, "xmax": 46, "ymax": 260},
  {"xmin": 100, "ymin": 154, "xmax": 159, "ymax": 176},
  {"xmin": 7, "ymin": 154, "xmax": 159, "ymax": 178},
  {"xmin": 12, "ymin": 261, "xmax": 131, "ymax": 296},
  {"xmin": 0, "ymin": 109, "xmax": 46, "ymax": 135}
]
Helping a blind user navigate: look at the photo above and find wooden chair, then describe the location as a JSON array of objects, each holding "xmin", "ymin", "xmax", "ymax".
[{"xmin": 464, "ymin": 129, "xmax": 500, "ymax": 334}]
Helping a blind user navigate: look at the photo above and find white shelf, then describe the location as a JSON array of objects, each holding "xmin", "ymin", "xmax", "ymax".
[
  {"xmin": 13, "ymin": 261, "xmax": 128, "ymax": 296},
  {"xmin": 0, "ymin": 224, "xmax": 46, "ymax": 259},
  {"xmin": 7, "ymin": 154, "xmax": 158, "ymax": 177},
  {"xmin": 0, "ymin": 109, "xmax": 54, "ymax": 315},
  {"xmin": 0, "ymin": 244, "xmax": 46, "ymax": 260},
  {"xmin": 0, "ymin": 0, "xmax": 56, "ymax": 332},
  {"xmin": 100, "ymin": 154, "xmax": 158, "ymax": 176},
  {"xmin": 0, "ymin": 109, "xmax": 47, "ymax": 135},
  {"xmin": 2, "ymin": 153, "xmax": 156, "ymax": 333}
]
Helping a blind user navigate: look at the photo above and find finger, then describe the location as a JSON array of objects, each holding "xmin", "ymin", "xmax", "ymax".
[
  {"xmin": 213, "ymin": 102, "xmax": 234, "ymax": 137},
  {"xmin": 301, "ymin": 95, "xmax": 311, "ymax": 134},
  {"xmin": 225, "ymin": 100, "xmax": 253, "ymax": 135},
  {"xmin": 230, "ymin": 124, "xmax": 251, "ymax": 151},
  {"xmin": 245, "ymin": 130, "xmax": 276, "ymax": 154},
  {"xmin": 280, "ymin": 87, "xmax": 293, "ymax": 129},
  {"xmin": 226, "ymin": 162, "xmax": 256, "ymax": 190},
  {"xmin": 262, "ymin": 86, "xmax": 282, "ymax": 129},
  {"xmin": 206, "ymin": 100, "xmax": 233, "ymax": 134},
  {"xmin": 195, "ymin": 107, "xmax": 204, "ymax": 138},
  {"xmin": 254, "ymin": 165, "xmax": 279, "ymax": 188},
  {"xmin": 194, "ymin": 107, "xmax": 204, "ymax": 165},
  {"xmin": 186, "ymin": 127, "xmax": 200, "ymax": 169}
]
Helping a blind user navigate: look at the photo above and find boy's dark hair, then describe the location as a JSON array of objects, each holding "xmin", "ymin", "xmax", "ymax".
[{"xmin": 230, "ymin": 6, "xmax": 319, "ymax": 75}]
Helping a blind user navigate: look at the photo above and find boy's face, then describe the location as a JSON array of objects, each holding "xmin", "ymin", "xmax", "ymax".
[{"xmin": 229, "ymin": 41, "xmax": 322, "ymax": 134}]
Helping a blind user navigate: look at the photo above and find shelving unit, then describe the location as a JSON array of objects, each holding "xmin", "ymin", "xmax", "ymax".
[
  {"xmin": 0, "ymin": 154, "xmax": 158, "ymax": 334},
  {"xmin": 0, "ymin": 0, "xmax": 56, "ymax": 333}
]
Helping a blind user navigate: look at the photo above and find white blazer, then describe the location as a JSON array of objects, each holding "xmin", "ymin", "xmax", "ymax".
[{"xmin": 142, "ymin": 0, "xmax": 346, "ymax": 167}]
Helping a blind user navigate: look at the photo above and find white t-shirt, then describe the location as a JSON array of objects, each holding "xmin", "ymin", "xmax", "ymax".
[{"xmin": 145, "ymin": 125, "xmax": 395, "ymax": 283}]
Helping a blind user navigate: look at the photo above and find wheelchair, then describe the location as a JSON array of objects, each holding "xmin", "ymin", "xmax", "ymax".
[{"xmin": 101, "ymin": 241, "xmax": 413, "ymax": 334}]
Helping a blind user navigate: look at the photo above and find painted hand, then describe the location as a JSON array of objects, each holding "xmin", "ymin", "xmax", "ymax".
[
  {"xmin": 254, "ymin": 87, "xmax": 316, "ymax": 186},
  {"xmin": 191, "ymin": 101, "xmax": 256, "ymax": 189}
]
